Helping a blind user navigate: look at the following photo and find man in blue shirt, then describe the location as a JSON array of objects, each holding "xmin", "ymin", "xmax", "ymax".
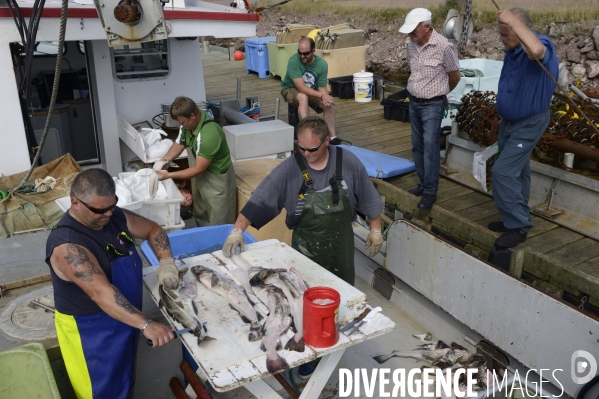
[{"xmin": 489, "ymin": 8, "xmax": 558, "ymax": 249}]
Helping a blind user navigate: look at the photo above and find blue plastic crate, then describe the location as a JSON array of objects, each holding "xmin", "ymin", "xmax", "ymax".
[
  {"xmin": 245, "ymin": 36, "xmax": 276, "ymax": 78},
  {"xmin": 140, "ymin": 224, "xmax": 257, "ymax": 265}
]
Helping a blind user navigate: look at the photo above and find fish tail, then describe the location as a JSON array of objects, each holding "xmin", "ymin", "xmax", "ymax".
[
  {"xmin": 266, "ymin": 356, "xmax": 289, "ymax": 374},
  {"xmin": 284, "ymin": 337, "xmax": 305, "ymax": 352},
  {"xmin": 372, "ymin": 354, "xmax": 392, "ymax": 364},
  {"xmin": 198, "ymin": 335, "xmax": 217, "ymax": 345}
]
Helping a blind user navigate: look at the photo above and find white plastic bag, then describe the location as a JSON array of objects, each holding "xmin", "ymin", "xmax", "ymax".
[
  {"xmin": 472, "ymin": 142, "xmax": 499, "ymax": 192},
  {"xmin": 141, "ymin": 128, "xmax": 167, "ymax": 148},
  {"xmin": 114, "ymin": 177, "xmax": 134, "ymax": 206},
  {"xmin": 146, "ymin": 139, "xmax": 173, "ymax": 159},
  {"xmin": 121, "ymin": 169, "xmax": 168, "ymax": 201}
]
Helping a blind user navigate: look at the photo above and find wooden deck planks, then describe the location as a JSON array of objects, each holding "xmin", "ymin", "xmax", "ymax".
[{"xmin": 201, "ymin": 49, "xmax": 599, "ymax": 275}]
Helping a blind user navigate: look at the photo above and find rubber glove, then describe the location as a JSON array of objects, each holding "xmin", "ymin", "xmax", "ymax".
[
  {"xmin": 365, "ymin": 228, "xmax": 384, "ymax": 257},
  {"xmin": 222, "ymin": 228, "xmax": 244, "ymax": 257},
  {"xmin": 157, "ymin": 257, "xmax": 179, "ymax": 289}
]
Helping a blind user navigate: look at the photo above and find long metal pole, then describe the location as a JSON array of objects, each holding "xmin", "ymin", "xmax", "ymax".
[{"xmin": 223, "ymin": 108, "xmax": 257, "ymax": 124}]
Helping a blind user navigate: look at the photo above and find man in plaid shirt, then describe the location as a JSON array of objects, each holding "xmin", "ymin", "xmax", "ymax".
[{"xmin": 400, "ymin": 8, "xmax": 460, "ymax": 209}]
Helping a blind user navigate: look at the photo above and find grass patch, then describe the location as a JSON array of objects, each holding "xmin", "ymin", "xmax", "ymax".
[{"xmin": 256, "ymin": 0, "xmax": 599, "ymax": 32}]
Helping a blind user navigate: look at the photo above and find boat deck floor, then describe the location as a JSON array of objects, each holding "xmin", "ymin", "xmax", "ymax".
[{"xmin": 202, "ymin": 49, "xmax": 599, "ymax": 314}]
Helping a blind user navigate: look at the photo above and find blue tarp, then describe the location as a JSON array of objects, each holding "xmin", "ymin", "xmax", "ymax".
[{"xmin": 339, "ymin": 145, "xmax": 415, "ymax": 178}]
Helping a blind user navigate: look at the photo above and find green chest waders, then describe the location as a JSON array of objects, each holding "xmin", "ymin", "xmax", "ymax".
[
  {"xmin": 182, "ymin": 119, "xmax": 236, "ymax": 227},
  {"xmin": 291, "ymin": 147, "xmax": 356, "ymax": 285}
]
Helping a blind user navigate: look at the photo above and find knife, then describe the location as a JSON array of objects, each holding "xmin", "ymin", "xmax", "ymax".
[
  {"xmin": 347, "ymin": 306, "xmax": 382, "ymax": 336},
  {"xmin": 339, "ymin": 308, "xmax": 371, "ymax": 332},
  {"xmin": 147, "ymin": 327, "xmax": 191, "ymax": 346}
]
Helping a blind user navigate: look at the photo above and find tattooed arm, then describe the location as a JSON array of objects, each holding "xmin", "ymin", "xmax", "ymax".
[
  {"xmin": 49, "ymin": 243, "xmax": 174, "ymax": 346},
  {"xmin": 122, "ymin": 208, "xmax": 173, "ymax": 261}
]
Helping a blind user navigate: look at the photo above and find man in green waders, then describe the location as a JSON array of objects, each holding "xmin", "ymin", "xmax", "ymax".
[
  {"xmin": 156, "ymin": 96, "xmax": 236, "ymax": 227},
  {"xmin": 222, "ymin": 116, "xmax": 384, "ymax": 377}
]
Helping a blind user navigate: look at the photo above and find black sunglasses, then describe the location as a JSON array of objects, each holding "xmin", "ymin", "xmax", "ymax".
[
  {"xmin": 298, "ymin": 49, "xmax": 313, "ymax": 56},
  {"xmin": 75, "ymin": 194, "xmax": 118, "ymax": 214},
  {"xmin": 298, "ymin": 139, "xmax": 326, "ymax": 153}
]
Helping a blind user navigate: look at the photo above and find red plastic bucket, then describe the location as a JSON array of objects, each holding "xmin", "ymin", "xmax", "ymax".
[{"xmin": 303, "ymin": 287, "xmax": 341, "ymax": 348}]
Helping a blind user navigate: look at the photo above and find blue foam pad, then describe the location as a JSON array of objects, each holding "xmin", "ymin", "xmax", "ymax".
[{"xmin": 339, "ymin": 145, "xmax": 415, "ymax": 178}]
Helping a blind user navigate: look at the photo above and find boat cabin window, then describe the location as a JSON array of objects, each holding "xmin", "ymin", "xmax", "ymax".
[{"xmin": 111, "ymin": 40, "xmax": 170, "ymax": 81}]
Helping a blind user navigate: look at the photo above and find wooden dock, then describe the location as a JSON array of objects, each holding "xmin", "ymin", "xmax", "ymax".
[{"xmin": 202, "ymin": 49, "xmax": 599, "ymax": 316}]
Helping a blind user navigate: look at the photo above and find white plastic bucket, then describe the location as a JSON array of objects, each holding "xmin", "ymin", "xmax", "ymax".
[{"xmin": 353, "ymin": 70, "xmax": 374, "ymax": 103}]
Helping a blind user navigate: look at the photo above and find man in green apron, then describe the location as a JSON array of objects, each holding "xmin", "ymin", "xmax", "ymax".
[
  {"xmin": 157, "ymin": 96, "xmax": 236, "ymax": 227},
  {"xmin": 222, "ymin": 116, "xmax": 384, "ymax": 285}
]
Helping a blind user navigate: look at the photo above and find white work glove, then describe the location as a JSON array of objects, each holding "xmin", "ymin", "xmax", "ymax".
[
  {"xmin": 365, "ymin": 228, "xmax": 384, "ymax": 257},
  {"xmin": 222, "ymin": 228, "xmax": 244, "ymax": 258},
  {"xmin": 157, "ymin": 257, "xmax": 179, "ymax": 289}
]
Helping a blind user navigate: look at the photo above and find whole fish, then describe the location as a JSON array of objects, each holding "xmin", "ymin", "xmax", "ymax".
[
  {"xmin": 229, "ymin": 254, "xmax": 258, "ymax": 294},
  {"xmin": 280, "ymin": 266, "xmax": 309, "ymax": 293},
  {"xmin": 278, "ymin": 267, "xmax": 308, "ymax": 352},
  {"xmin": 159, "ymin": 268, "xmax": 212, "ymax": 345},
  {"xmin": 249, "ymin": 266, "xmax": 305, "ymax": 351},
  {"xmin": 372, "ymin": 340, "xmax": 451, "ymax": 364},
  {"xmin": 261, "ymin": 287, "xmax": 292, "ymax": 374},
  {"xmin": 434, "ymin": 342, "xmax": 487, "ymax": 370},
  {"xmin": 229, "ymin": 254, "xmax": 268, "ymax": 320},
  {"xmin": 191, "ymin": 264, "xmax": 264, "ymax": 342}
]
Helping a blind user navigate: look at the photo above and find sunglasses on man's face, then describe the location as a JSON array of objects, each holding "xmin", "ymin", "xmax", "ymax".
[
  {"xmin": 298, "ymin": 50, "xmax": 313, "ymax": 57},
  {"xmin": 298, "ymin": 139, "xmax": 326, "ymax": 153},
  {"xmin": 75, "ymin": 194, "xmax": 118, "ymax": 214}
]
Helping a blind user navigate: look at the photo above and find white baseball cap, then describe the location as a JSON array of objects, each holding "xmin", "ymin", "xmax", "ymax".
[{"xmin": 399, "ymin": 8, "xmax": 432, "ymax": 33}]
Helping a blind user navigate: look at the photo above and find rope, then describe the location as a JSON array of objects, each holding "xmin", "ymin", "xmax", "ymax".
[{"xmin": 11, "ymin": 0, "xmax": 69, "ymax": 194}]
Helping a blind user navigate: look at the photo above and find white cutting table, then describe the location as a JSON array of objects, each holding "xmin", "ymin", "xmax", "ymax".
[{"xmin": 142, "ymin": 239, "xmax": 395, "ymax": 398}]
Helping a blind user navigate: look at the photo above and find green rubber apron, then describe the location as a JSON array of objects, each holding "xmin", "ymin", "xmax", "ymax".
[{"xmin": 291, "ymin": 147, "xmax": 355, "ymax": 285}]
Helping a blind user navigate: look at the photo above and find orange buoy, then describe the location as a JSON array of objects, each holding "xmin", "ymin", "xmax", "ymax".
[{"xmin": 233, "ymin": 50, "xmax": 243, "ymax": 61}]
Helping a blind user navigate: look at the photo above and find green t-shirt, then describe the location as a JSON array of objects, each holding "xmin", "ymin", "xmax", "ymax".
[
  {"xmin": 281, "ymin": 54, "xmax": 329, "ymax": 91},
  {"xmin": 175, "ymin": 111, "xmax": 231, "ymax": 174}
]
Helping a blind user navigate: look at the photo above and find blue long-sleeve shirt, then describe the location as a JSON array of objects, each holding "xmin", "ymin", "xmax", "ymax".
[{"xmin": 496, "ymin": 33, "xmax": 558, "ymax": 122}]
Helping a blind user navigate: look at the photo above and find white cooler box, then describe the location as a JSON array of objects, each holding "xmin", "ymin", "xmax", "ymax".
[
  {"xmin": 118, "ymin": 173, "xmax": 184, "ymax": 230},
  {"xmin": 442, "ymin": 58, "xmax": 504, "ymax": 127}
]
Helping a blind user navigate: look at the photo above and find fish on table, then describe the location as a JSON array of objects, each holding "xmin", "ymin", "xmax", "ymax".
[
  {"xmin": 249, "ymin": 266, "xmax": 307, "ymax": 352},
  {"xmin": 229, "ymin": 254, "xmax": 268, "ymax": 320},
  {"xmin": 261, "ymin": 286, "xmax": 293, "ymax": 374},
  {"xmin": 158, "ymin": 268, "xmax": 212, "ymax": 345},
  {"xmin": 277, "ymin": 267, "xmax": 308, "ymax": 351},
  {"xmin": 191, "ymin": 264, "xmax": 264, "ymax": 342}
]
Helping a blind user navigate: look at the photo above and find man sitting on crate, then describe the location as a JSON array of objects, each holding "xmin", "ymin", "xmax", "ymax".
[
  {"xmin": 281, "ymin": 37, "xmax": 340, "ymax": 144},
  {"xmin": 46, "ymin": 168, "xmax": 179, "ymax": 399},
  {"xmin": 156, "ymin": 96, "xmax": 237, "ymax": 227},
  {"xmin": 400, "ymin": 8, "xmax": 460, "ymax": 210}
]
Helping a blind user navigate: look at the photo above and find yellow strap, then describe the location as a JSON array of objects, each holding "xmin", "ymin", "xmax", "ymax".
[{"xmin": 55, "ymin": 311, "xmax": 93, "ymax": 399}]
